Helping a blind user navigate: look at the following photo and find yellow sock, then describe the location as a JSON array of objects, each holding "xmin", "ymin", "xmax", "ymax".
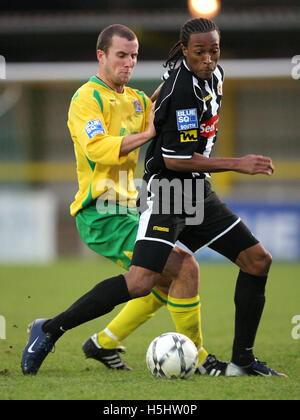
[
  {"xmin": 97, "ymin": 287, "xmax": 167, "ymax": 348},
  {"xmin": 167, "ymin": 295, "xmax": 208, "ymax": 366}
]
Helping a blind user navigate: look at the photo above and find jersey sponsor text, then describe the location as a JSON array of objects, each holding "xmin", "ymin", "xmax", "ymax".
[{"xmin": 200, "ymin": 115, "xmax": 219, "ymax": 138}]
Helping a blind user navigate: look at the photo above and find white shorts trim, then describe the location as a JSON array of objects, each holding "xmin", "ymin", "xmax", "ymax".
[
  {"xmin": 136, "ymin": 236, "xmax": 175, "ymax": 249},
  {"xmin": 195, "ymin": 218, "xmax": 241, "ymax": 253},
  {"xmin": 135, "ymin": 174, "xmax": 157, "ymax": 243}
]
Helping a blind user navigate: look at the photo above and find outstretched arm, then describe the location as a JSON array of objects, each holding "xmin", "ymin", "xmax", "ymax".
[{"xmin": 164, "ymin": 153, "xmax": 274, "ymax": 176}]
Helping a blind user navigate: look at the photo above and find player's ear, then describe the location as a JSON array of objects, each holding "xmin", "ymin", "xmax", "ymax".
[
  {"xmin": 97, "ymin": 49, "xmax": 106, "ymax": 63},
  {"xmin": 181, "ymin": 43, "xmax": 188, "ymax": 58}
]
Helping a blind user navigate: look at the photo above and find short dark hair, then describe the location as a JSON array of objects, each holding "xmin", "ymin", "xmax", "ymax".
[
  {"xmin": 164, "ymin": 18, "xmax": 220, "ymax": 69},
  {"xmin": 96, "ymin": 24, "xmax": 137, "ymax": 54}
]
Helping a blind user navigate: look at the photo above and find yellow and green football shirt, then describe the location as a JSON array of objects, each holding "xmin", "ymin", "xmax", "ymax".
[{"xmin": 68, "ymin": 76, "xmax": 152, "ymax": 216}]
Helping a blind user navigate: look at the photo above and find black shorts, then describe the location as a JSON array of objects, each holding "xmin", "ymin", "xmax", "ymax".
[{"xmin": 131, "ymin": 177, "xmax": 259, "ymax": 273}]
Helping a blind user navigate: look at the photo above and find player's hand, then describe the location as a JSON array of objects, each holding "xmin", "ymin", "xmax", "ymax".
[
  {"xmin": 237, "ymin": 154, "xmax": 274, "ymax": 176},
  {"xmin": 146, "ymin": 102, "xmax": 156, "ymax": 139}
]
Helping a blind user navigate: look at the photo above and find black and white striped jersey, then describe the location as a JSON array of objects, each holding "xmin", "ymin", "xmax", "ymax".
[{"xmin": 144, "ymin": 60, "xmax": 224, "ymax": 179}]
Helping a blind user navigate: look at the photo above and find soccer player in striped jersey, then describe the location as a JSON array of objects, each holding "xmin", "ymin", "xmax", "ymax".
[
  {"xmin": 21, "ymin": 23, "xmax": 223, "ymax": 376},
  {"xmin": 130, "ymin": 18, "xmax": 285, "ymax": 377}
]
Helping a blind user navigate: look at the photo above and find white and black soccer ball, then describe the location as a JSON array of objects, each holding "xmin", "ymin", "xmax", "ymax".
[{"xmin": 146, "ymin": 332, "xmax": 198, "ymax": 379}]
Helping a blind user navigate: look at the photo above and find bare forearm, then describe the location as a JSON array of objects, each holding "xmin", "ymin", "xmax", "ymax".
[
  {"xmin": 165, "ymin": 153, "xmax": 240, "ymax": 172},
  {"xmin": 119, "ymin": 131, "xmax": 153, "ymax": 157},
  {"xmin": 164, "ymin": 152, "xmax": 274, "ymax": 176},
  {"xmin": 120, "ymin": 101, "xmax": 156, "ymax": 157}
]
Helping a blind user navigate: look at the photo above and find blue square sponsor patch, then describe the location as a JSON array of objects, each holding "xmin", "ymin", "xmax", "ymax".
[
  {"xmin": 85, "ymin": 119, "xmax": 105, "ymax": 139},
  {"xmin": 176, "ymin": 109, "xmax": 198, "ymax": 131}
]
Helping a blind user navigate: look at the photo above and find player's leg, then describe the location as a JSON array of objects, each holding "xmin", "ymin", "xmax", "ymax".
[
  {"xmin": 76, "ymin": 205, "xmax": 167, "ymax": 357},
  {"xmin": 78, "ymin": 203, "xmax": 208, "ymax": 369},
  {"xmin": 232, "ymin": 242, "xmax": 272, "ymax": 366},
  {"xmin": 48, "ymin": 265, "xmax": 160, "ymax": 334},
  {"xmin": 158, "ymin": 246, "xmax": 208, "ymax": 365},
  {"xmin": 90, "ymin": 245, "xmax": 209, "ymax": 370},
  {"xmin": 132, "ymin": 216, "xmax": 226, "ymax": 376},
  {"xmin": 95, "ymin": 287, "xmax": 167, "ymax": 350},
  {"xmin": 21, "ymin": 213, "xmax": 207, "ymax": 376},
  {"xmin": 235, "ymin": 242, "xmax": 272, "ymax": 276},
  {"xmin": 21, "ymin": 263, "xmax": 161, "ymax": 375},
  {"xmin": 179, "ymin": 184, "xmax": 286, "ymax": 376},
  {"xmin": 208, "ymin": 220, "xmax": 286, "ymax": 376},
  {"xmin": 120, "ymin": 245, "xmax": 206, "ymax": 365},
  {"xmin": 96, "ymin": 246, "xmax": 199, "ymax": 350},
  {"xmin": 41, "ymin": 264, "xmax": 160, "ymax": 337}
]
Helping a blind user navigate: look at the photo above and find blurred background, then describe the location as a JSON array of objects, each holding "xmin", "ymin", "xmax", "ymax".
[{"xmin": 0, "ymin": 0, "xmax": 300, "ymax": 263}]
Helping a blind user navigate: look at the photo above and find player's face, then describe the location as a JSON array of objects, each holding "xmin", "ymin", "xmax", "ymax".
[
  {"xmin": 182, "ymin": 30, "xmax": 220, "ymax": 80},
  {"xmin": 97, "ymin": 35, "xmax": 139, "ymax": 91}
]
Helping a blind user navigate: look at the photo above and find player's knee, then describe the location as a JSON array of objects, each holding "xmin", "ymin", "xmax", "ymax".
[
  {"xmin": 237, "ymin": 243, "xmax": 273, "ymax": 277},
  {"xmin": 261, "ymin": 249, "xmax": 272, "ymax": 273},
  {"xmin": 249, "ymin": 248, "xmax": 272, "ymax": 276},
  {"xmin": 134, "ymin": 280, "xmax": 156, "ymax": 298},
  {"xmin": 125, "ymin": 267, "xmax": 159, "ymax": 298},
  {"xmin": 173, "ymin": 247, "xmax": 199, "ymax": 275}
]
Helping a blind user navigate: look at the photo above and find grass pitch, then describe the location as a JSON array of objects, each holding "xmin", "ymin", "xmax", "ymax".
[{"xmin": 0, "ymin": 258, "xmax": 299, "ymax": 400}]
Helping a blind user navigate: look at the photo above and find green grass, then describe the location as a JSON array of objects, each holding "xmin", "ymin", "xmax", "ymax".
[{"xmin": 0, "ymin": 258, "xmax": 299, "ymax": 400}]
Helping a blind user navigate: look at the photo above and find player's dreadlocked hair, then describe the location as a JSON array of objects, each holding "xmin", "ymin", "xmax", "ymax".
[{"xmin": 164, "ymin": 18, "xmax": 220, "ymax": 70}]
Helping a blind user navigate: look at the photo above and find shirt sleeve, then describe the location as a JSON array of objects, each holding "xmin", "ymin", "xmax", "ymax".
[{"xmin": 68, "ymin": 89, "xmax": 128, "ymax": 166}]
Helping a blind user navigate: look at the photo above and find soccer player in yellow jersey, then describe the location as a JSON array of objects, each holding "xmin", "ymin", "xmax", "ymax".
[{"xmin": 21, "ymin": 24, "xmax": 226, "ymax": 376}]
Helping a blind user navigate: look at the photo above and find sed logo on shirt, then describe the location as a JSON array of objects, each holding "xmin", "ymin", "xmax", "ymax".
[{"xmin": 200, "ymin": 115, "xmax": 219, "ymax": 138}]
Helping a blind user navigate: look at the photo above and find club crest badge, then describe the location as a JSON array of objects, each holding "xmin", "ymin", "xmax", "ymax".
[
  {"xmin": 217, "ymin": 82, "xmax": 223, "ymax": 96},
  {"xmin": 133, "ymin": 99, "xmax": 143, "ymax": 114}
]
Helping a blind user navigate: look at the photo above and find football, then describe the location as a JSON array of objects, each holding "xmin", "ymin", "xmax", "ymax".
[{"xmin": 146, "ymin": 332, "xmax": 198, "ymax": 379}]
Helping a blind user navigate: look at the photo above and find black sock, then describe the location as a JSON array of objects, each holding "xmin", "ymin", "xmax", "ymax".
[
  {"xmin": 231, "ymin": 270, "xmax": 267, "ymax": 367},
  {"xmin": 43, "ymin": 274, "xmax": 130, "ymax": 340}
]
